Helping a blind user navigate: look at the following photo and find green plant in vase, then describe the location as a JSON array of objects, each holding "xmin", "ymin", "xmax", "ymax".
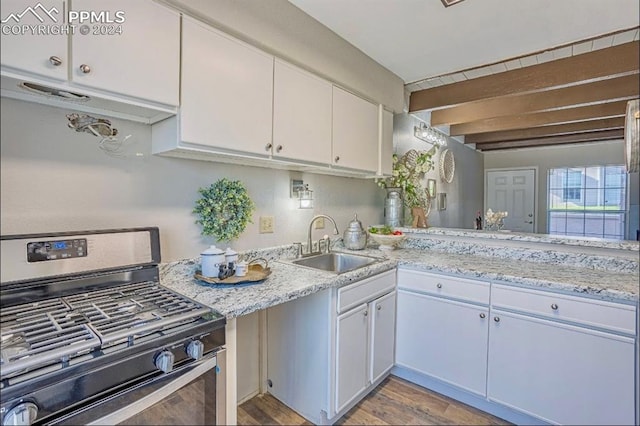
[{"xmin": 375, "ymin": 148, "xmax": 436, "ymax": 227}]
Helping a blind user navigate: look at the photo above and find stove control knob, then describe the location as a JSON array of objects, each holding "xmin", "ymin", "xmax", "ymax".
[
  {"xmin": 186, "ymin": 340, "xmax": 204, "ymax": 360},
  {"xmin": 154, "ymin": 350, "xmax": 175, "ymax": 373},
  {"xmin": 4, "ymin": 402, "xmax": 38, "ymax": 425}
]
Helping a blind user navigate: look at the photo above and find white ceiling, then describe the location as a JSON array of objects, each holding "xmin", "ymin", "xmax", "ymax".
[{"xmin": 287, "ymin": 0, "xmax": 640, "ymax": 84}]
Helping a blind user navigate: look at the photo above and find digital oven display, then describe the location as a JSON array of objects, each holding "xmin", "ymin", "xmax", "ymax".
[{"xmin": 27, "ymin": 238, "xmax": 88, "ymax": 262}]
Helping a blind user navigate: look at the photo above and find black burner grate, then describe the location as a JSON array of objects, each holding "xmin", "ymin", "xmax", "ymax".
[{"xmin": 0, "ymin": 281, "xmax": 212, "ymax": 380}]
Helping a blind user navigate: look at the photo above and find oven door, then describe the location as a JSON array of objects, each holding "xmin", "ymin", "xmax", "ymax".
[{"xmin": 54, "ymin": 349, "xmax": 226, "ymax": 426}]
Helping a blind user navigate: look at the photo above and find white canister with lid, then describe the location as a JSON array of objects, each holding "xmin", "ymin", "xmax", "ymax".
[
  {"xmin": 201, "ymin": 245, "xmax": 225, "ymax": 277},
  {"xmin": 225, "ymin": 247, "xmax": 238, "ymax": 266}
]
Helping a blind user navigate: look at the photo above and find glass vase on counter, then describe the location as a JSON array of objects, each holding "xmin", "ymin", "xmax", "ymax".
[{"xmin": 384, "ymin": 188, "xmax": 403, "ymax": 227}]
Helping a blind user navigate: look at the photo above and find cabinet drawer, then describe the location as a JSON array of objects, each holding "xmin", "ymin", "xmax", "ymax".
[
  {"xmin": 397, "ymin": 269, "xmax": 490, "ymax": 305},
  {"xmin": 491, "ymin": 284, "xmax": 637, "ymax": 335},
  {"xmin": 337, "ymin": 270, "xmax": 395, "ymax": 313}
]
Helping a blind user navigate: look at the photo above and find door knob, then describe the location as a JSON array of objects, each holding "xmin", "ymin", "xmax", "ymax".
[
  {"xmin": 79, "ymin": 64, "xmax": 91, "ymax": 74},
  {"xmin": 49, "ymin": 56, "xmax": 62, "ymax": 66}
]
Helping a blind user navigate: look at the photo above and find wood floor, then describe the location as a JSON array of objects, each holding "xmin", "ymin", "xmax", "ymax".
[{"xmin": 238, "ymin": 375, "xmax": 511, "ymax": 425}]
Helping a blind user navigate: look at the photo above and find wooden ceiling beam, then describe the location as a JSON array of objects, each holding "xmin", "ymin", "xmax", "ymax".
[
  {"xmin": 465, "ymin": 117, "xmax": 626, "ymax": 144},
  {"xmin": 409, "ymin": 41, "xmax": 639, "ymax": 112},
  {"xmin": 431, "ymin": 74, "xmax": 639, "ymax": 126},
  {"xmin": 477, "ymin": 129, "xmax": 624, "ymax": 151},
  {"xmin": 450, "ymin": 100, "xmax": 627, "ymax": 135}
]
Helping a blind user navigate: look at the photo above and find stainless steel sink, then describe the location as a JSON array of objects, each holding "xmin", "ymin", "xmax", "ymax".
[{"xmin": 291, "ymin": 252, "xmax": 380, "ymax": 274}]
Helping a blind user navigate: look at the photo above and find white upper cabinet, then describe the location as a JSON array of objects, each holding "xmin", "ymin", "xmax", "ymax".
[
  {"xmin": 0, "ymin": 0, "xmax": 67, "ymax": 81},
  {"xmin": 332, "ymin": 86, "xmax": 378, "ymax": 173},
  {"xmin": 71, "ymin": 0, "xmax": 179, "ymax": 105},
  {"xmin": 180, "ymin": 17, "xmax": 274, "ymax": 156},
  {"xmin": 272, "ymin": 59, "xmax": 332, "ymax": 164},
  {"xmin": 0, "ymin": 0, "xmax": 179, "ymax": 106}
]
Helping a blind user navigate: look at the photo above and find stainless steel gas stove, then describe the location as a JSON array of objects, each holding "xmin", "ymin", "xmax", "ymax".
[{"xmin": 0, "ymin": 228, "xmax": 226, "ymax": 425}]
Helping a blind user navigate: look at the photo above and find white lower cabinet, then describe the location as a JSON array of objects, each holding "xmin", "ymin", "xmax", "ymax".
[
  {"xmin": 488, "ymin": 284, "xmax": 637, "ymax": 425},
  {"xmin": 396, "ymin": 290, "xmax": 489, "ymax": 396},
  {"xmin": 488, "ymin": 308, "xmax": 635, "ymax": 425},
  {"xmin": 267, "ymin": 270, "xmax": 396, "ymax": 425},
  {"xmin": 395, "ymin": 268, "xmax": 637, "ymax": 425},
  {"xmin": 396, "ymin": 270, "xmax": 490, "ymax": 396},
  {"xmin": 335, "ymin": 303, "xmax": 369, "ymax": 413},
  {"xmin": 370, "ymin": 291, "xmax": 396, "ymax": 384}
]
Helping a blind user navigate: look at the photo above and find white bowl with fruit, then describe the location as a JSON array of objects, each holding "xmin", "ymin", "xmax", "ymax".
[{"xmin": 368, "ymin": 226, "xmax": 406, "ymax": 250}]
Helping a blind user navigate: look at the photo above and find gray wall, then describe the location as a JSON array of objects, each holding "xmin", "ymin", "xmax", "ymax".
[
  {"xmin": 393, "ymin": 112, "xmax": 485, "ymax": 229},
  {"xmin": 484, "ymin": 141, "xmax": 640, "ymax": 240}
]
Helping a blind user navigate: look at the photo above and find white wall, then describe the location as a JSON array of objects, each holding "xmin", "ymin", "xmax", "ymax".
[
  {"xmin": 393, "ymin": 112, "xmax": 485, "ymax": 229},
  {"xmin": 484, "ymin": 141, "xmax": 640, "ymax": 240},
  {"xmin": 162, "ymin": 0, "xmax": 405, "ymax": 112}
]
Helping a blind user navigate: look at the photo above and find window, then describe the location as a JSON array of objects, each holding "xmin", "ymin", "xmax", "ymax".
[{"xmin": 548, "ymin": 166, "xmax": 627, "ymax": 240}]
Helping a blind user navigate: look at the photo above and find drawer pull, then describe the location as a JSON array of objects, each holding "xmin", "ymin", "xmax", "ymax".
[
  {"xmin": 49, "ymin": 56, "xmax": 62, "ymax": 66},
  {"xmin": 494, "ymin": 316, "xmax": 500, "ymax": 322},
  {"xmin": 436, "ymin": 283, "xmax": 442, "ymax": 289},
  {"xmin": 479, "ymin": 313, "xmax": 486, "ymax": 319},
  {"xmin": 276, "ymin": 144, "xmax": 283, "ymax": 153},
  {"xmin": 377, "ymin": 305, "xmax": 382, "ymax": 311},
  {"xmin": 363, "ymin": 310, "xmax": 368, "ymax": 317},
  {"xmin": 265, "ymin": 143, "xmax": 273, "ymax": 151},
  {"xmin": 79, "ymin": 64, "xmax": 91, "ymax": 74},
  {"xmin": 551, "ymin": 303, "xmax": 558, "ymax": 310}
]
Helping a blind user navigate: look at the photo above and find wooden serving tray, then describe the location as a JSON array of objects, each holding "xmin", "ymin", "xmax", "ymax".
[{"xmin": 194, "ymin": 260, "xmax": 271, "ymax": 285}]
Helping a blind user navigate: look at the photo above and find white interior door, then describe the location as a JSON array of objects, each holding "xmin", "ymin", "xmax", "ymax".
[{"xmin": 486, "ymin": 169, "xmax": 535, "ymax": 232}]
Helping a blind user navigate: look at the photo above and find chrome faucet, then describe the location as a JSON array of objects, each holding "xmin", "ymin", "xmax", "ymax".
[{"xmin": 307, "ymin": 214, "xmax": 340, "ymax": 255}]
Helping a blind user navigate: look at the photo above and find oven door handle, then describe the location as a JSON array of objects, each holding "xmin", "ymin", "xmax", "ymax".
[{"xmin": 87, "ymin": 355, "xmax": 218, "ymax": 426}]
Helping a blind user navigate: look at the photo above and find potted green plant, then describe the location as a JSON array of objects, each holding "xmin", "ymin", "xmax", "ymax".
[{"xmin": 376, "ymin": 148, "xmax": 436, "ymax": 227}]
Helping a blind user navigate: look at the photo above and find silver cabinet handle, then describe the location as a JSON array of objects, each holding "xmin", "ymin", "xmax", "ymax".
[
  {"xmin": 551, "ymin": 303, "xmax": 558, "ymax": 310},
  {"xmin": 494, "ymin": 316, "xmax": 500, "ymax": 322},
  {"xmin": 377, "ymin": 305, "xmax": 382, "ymax": 311},
  {"xmin": 363, "ymin": 310, "xmax": 368, "ymax": 317},
  {"xmin": 479, "ymin": 313, "xmax": 486, "ymax": 319},
  {"xmin": 79, "ymin": 64, "xmax": 91, "ymax": 74},
  {"xmin": 436, "ymin": 283, "xmax": 442, "ymax": 289},
  {"xmin": 335, "ymin": 156, "xmax": 340, "ymax": 163},
  {"xmin": 265, "ymin": 143, "xmax": 273, "ymax": 151},
  {"xmin": 276, "ymin": 145, "xmax": 283, "ymax": 153},
  {"xmin": 49, "ymin": 56, "xmax": 62, "ymax": 66}
]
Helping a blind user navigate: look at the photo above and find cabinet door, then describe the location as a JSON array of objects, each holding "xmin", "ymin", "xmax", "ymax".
[
  {"xmin": 0, "ymin": 0, "xmax": 67, "ymax": 81},
  {"xmin": 370, "ymin": 291, "xmax": 396, "ymax": 384},
  {"xmin": 332, "ymin": 86, "xmax": 378, "ymax": 172},
  {"xmin": 379, "ymin": 108, "xmax": 394, "ymax": 176},
  {"xmin": 273, "ymin": 60, "xmax": 332, "ymax": 164},
  {"xmin": 335, "ymin": 303, "xmax": 369, "ymax": 414},
  {"xmin": 488, "ymin": 309, "xmax": 635, "ymax": 425},
  {"xmin": 71, "ymin": 0, "xmax": 179, "ymax": 105},
  {"xmin": 396, "ymin": 290, "xmax": 489, "ymax": 396},
  {"xmin": 180, "ymin": 18, "xmax": 273, "ymax": 155}
]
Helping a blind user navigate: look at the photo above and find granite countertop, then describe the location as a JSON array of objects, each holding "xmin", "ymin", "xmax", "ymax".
[
  {"xmin": 402, "ymin": 227, "xmax": 640, "ymax": 251},
  {"xmin": 160, "ymin": 244, "xmax": 639, "ymax": 319}
]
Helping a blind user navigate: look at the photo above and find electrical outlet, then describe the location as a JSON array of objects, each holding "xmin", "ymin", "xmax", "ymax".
[
  {"xmin": 314, "ymin": 217, "xmax": 325, "ymax": 229},
  {"xmin": 259, "ymin": 216, "xmax": 274, "ymax": 233}
]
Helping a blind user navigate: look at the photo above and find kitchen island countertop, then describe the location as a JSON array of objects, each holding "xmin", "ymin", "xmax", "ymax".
[{"xmin": 160, "ymin": 246, "xmax": 639, "ymax": 319}]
